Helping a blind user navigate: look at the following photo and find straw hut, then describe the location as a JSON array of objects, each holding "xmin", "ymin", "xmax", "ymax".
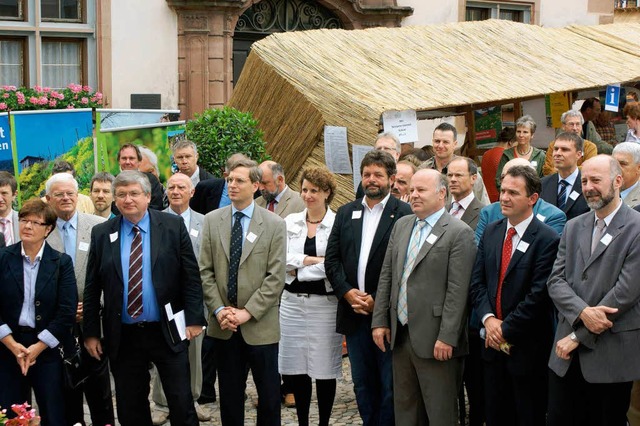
[{"xmin": 228, "ymin": 20, "xmax": 640, "ymax": 206}]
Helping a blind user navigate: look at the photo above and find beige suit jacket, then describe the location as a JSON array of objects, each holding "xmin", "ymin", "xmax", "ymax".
[
  {"xmin": 256, "ymin": 186, "xmax": 305, "ymax": 219},
  {"xmin": 200, "ymin": 204, "xmax": 286, "ymax": 345},
  {"xmin": 623, "ymin": 183, "xmax": 640, "ymax": 208},
  {"xmin": 46, "ymin": 211, "xmax": 105, "ymax": 298},
  {"xmin": 372, "ymin": 212, "xmax": 477, "ymax": 358}
]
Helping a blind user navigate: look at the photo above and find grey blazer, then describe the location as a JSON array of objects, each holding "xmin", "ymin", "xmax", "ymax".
[
  {"xmin": 46, "ymin": 212, "xmax": 106, "ymax": 298},
  {"xmin": 458, "ymin": 196, "xmax": 486, "ymax": 231},
  {"xmin": 256, "ymin": 186, "xmax": 305, "ymax": 219},
  {"xmin": 623, "ymin": 183, "xmax": 640, "ymax": 208},
  {"xmin": 548, "ymin": 203, "xmax": 640, "ymax": 383},
  {"xmin": 162, "ymin": 207, "xmax": 204, "ymax": 260},
  {"xmin": 372, "ymin": 212, "xmax": 477, "ymax": 358},
  {"xmin": 200, "ymin": 204, "xmax": 286, "ymax": 345}
]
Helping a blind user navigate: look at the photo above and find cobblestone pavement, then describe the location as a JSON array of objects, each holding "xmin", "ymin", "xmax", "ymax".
[{"xmin": 84, "ymin": 357, "xmax": 363, "ymax": 425}]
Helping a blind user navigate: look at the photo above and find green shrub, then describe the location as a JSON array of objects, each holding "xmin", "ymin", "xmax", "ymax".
[{"xmin": 186, "ymin": 106, "xmax": 269, "ymax": 177}]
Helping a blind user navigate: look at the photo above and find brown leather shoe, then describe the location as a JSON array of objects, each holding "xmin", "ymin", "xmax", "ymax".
[{"xmin": 284, "ymin": 393, "xmax": 296, "ymax": 408}]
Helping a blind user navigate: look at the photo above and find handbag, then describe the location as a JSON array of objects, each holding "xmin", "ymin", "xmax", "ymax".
[{"xmin": 59, "ymin": 338, "xmax": 90, "ymax": 390}]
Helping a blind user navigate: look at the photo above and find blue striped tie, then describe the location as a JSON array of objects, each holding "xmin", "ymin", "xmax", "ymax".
[{"xmin": 557, "ymin": 180, "xmax": 568, "ymax": 210}]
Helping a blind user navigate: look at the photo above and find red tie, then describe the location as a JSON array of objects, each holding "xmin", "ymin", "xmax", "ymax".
[
  {"xmin": 267, "ymin": 200, "xmax": 276, "ymax": 212},
  {"xmin": 496, "ymin": 227, "xmax": 517, "ymax": 320}
]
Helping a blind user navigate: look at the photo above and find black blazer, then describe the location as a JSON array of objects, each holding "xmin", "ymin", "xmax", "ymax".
[
  {"xmin": 469, "ymin": 217, "xmax": 559, "ymax": 373},
  {"xmin": 325, "ymin": 196, "xmax": 412, "ymax": 335},
  {"xmin": 83, "ymin": 209, "xmax": 206, "ymax": 363},
  {"xmin": 190, "ymin": 178, "xmax": 226, "ymax": 215},
  {"xmin": 541, "ymin": 171, "xmax": 589, "ymax": 221},
  {"xmin": 198, "ymin": 167, "xmax": 216, "ymax": 182},
  {"xmin": 0, "ymin": 242, "xmax": 77, "ymax": 343},
  {"xmin": 0, "ymin": 237, "xmax": 4, "ymax": 248}
]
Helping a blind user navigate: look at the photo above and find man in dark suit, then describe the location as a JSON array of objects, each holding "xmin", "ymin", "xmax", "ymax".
[
  {"xmin": 470, "ymin": 165, "xmax": 560, "ymax": 426},
  {"xmin": 326, "ymin": 150, "xmax": 412, "ymax": 425},
  {"xmin": 447, "ymin": 156, "xmax": 486, "ymax": 231},
  {"xmin": 541, "ymin": 132, "xmax": 590, "ymax": 221},
  {"xmin": 44, "ymin": 173, "xmax": 114, "ymax": 426},
  {"xmin": 372, "ymin": 169, "xmax": 477, "ymax": 425},
  {"xmin": 547, "ymin": 155, "xmax": 640, "ymax": 426},
  {"xmin": 190, "ymin": 153, "xmax": 250, "ymax": 215},
  {"xmin": 83, "ymin": 171, "xmax": 206, "ymax": 426},
  {"xmin": 200, "ymin": 157, "xmax": 286, "ymax": 426},
  {"xmin": 172, "ymin": 140, "xmax": 215, "ymax": 186},
  {"xmin": 116, "ymin": 144, "xmax": 165, "ymax": 211}
]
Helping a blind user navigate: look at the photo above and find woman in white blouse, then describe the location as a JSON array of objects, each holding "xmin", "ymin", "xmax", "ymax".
[{"xmin": 279, "ymin": 167, "xmax": 341, "ymax": 426}]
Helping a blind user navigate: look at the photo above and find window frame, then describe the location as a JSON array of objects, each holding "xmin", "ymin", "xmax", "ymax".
[
  {"xmin": 40, "ymin": 37, "xmax": 85, "ymax": 88},
  {"xmin": 0, "ymin": 0, "xmax": 26, "ymax": 21},
  {"xmin": 0, "ymin": 36, "xmax": 28, "ymax": 86},
  {"xmin": 40, "ymin": 0, "xmax": 83, "ymax": 23},
  {"xmin": 465, "ymin": 1, "xmax": 533, "ymax": 24}
]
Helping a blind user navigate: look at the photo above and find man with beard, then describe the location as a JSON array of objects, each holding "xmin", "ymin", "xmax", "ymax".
[
  {"xmin": 540, "ymin": 132, "xmax": 590, "ymax": 221},
  {"xmin": 256, "ymin": 161, "xmax": 305, "ymax": 217},
  {"xmin": 547, "ymin": 155, "xmax": 640, "ymax": 426},
  {"xmin": 326, "ymin": 150, "xmax": 412, "ymax": 425},
  {"xmin": 90, "ymin": 173, "xmax": 116, "ymax": 219}
]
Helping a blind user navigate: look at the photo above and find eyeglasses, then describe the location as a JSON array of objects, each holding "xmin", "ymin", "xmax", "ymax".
[
  {"xmin": 115, "ymin": 191, "xmax": 144, "ymax": 200},
  {"xmin": 51, "ymin": 191, "xmax": 77, "ymax": 199},
  {"xmin": 19, "ymin": 219, "xmax": 47, "ymax": 227}
]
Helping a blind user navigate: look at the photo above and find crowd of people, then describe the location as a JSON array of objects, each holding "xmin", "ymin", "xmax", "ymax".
[{"xmin": 0, "ymin": 100, "xmax": 640, "ymax": 426}]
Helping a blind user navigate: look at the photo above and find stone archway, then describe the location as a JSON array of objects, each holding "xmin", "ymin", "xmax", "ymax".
[{"xmin": 166, "ymin": 0, "xmax": 413, "ymax": 119}]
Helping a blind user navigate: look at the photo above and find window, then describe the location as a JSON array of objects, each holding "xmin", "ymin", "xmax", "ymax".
[
  {"xmin": 0, "ymin": 38, "xmax": 25, "ymax": 86},
  {"xmin": 0, "ymin": 0, "xmax": 24, "ymax": 20},
  {"xmin": 41, "ymin": 0, "xmax": 81, "ymax": 22},
  {"xmin": 0, "ymin": 0, "xmax": 95, "ymax": 88},
  {"xmin": 465, "ymin": 1, "xmax": 532, "ymax": 24},
  {"xmin": 42, "ymin": 39, "xmax": 82, "ymax": 88}
]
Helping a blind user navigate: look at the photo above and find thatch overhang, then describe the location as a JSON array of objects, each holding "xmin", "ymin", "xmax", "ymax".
[{"xmin": 228, "ymin": 20, "xmax": 640, "ymax": 206}]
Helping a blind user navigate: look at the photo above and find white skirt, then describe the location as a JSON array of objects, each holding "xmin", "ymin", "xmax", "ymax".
[{"xmin": 278, "ymin": 290, "xmax": 343, "ymax": 379}]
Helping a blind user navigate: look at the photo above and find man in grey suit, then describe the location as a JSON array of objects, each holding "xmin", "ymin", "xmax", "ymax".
[
  {"xmin": 44, "ymin": 172, "xmax": 114, "ymax": 426},
  {"xmin": 256, "ymin": 160, "xmax": 305, "ymax": 217},
  {"xmin": 152, "ymin": 172, "xmax": 210, "ymax": 424},
  {"xmin": 547, "ymin": 155, "xmax": 640, "ymax": 426},
  {"xmin": 372, "ymin": 168, "xmax": 477, "ymax": 426},
  {"xmin": 613, "ymin": 142, "xmax": 640, "ymax": 208},
  {"xmin": 446, "ymin": 157, "xmax": 486, "ymax": 231},
  {"xmin": 0, "ymin": 171, "xmax": 19, "ymax": 245},
  {"xmin": 200, "ymin": 157, "xmax": 286, "ymax": 426}
]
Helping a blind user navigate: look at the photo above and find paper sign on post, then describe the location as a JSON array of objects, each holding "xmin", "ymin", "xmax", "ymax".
[
  {"xmin": 324, "ymin": 126, "xmax": 352, "ymax": 174},
  {"xmin": 352, "ymin": 144, "xmax": 374, "ymax": 193},
  {"xmin": 382, "ymin": 110, "xmax": 419, "ymax": 144}
]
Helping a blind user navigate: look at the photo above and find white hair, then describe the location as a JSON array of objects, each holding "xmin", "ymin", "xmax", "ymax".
[
  {"xmin": 45, "ymin": 172, "xmax": 78, "ymax": 195},
  {"xmin": 138, "ymin": 145, "xmax": 159, "ymax": 172}
]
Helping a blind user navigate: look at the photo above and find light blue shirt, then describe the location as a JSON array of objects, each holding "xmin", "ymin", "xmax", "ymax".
[
  {"xmin": 57, "ymin": 211, "xmax": 78, "ymax": 266},
  {"xmin": 219, "ymin": 182, "xmax": 231, "ymax": 208},
  {"xmin": 621, "ymin": 180, "xmax": 639, "ymax": 201},
  {"xmin": 412, "ymin": 207, "xmax": 445, "ymax": 251},
  {"xmin": 179, "ymin": 208, "xmax": 191, "ymax": 226},
  {"xmin": 0, "ymin": 242, "xmax": 59, "ymax": 348},
  {"xmin": 120, "ymin": 211, "xmax": 160, "ymax": 323}
]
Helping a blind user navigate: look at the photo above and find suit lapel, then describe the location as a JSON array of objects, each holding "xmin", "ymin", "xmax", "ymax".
[
  {"xmin": 413, "ymin": 214, "xmax": 448, "ymax": 267},
  {"xmin": 150, "ymin": 211, "xmax": 162, "ymax": 271},
  {"xmin": 8, "ymin": 245, "xmax": 25, "ymax": 296},
  {"xmin": 218, "ymin": 207, "xmax": 232, "ymax": 260},
  {"xmin": 47, "ymin": 227, "xmax": 63, "ymax": 252},
  {"xmin": 35, "ymin": 245, "xmax": 57, "ymax": 298},
  {"xmin": 504, "ymin": 219, "xmax": 538, "ymax": 278},
  {"xmin": 578, "ymin": 213, "xmax": 594, "ymax": 266},
  {"xmin": 368, "ymin": 199, "xmax": 397, "ymax": 263},
  {"xmin": 275, "ymin": 191, "xmax": 289, "ymax": 216},
  {"xmin": 584, "ymin": 208, "xmax": 625, "ymax": 270},
  {"xmin": 563, "ymin": 171, "xmax": 582, "ymax": 213},
  {"xmin": 394, "ymin": 216, "xmax": 414, "ymax": 284},
  {"xmin": 109, "ymin": 216, "xmax": 124, "ymax": 284},
  {"xmin": 76, "ymin": 214, "xmax": 91, "ymax": 272},
  {"xmin": 352, "ymin": 203, "xmax": 364, "ymax": 261},
  {"xmin": 493, "ymin": 219, "xmax": 508, "ymax": 276},
  {"xmin": 240, "ymin": 207, "xmax": 264, "ymax": 265},
  {"xmin": 460, "ymin": 198, "xmax": 481, "ymax": 225}
]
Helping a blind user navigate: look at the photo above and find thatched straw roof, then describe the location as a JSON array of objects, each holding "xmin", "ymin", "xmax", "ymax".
[{"xmin": 228, "ymin": 20, "xmax": 640, "ymax": 206}]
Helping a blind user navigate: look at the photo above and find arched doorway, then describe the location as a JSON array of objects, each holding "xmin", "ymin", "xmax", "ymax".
[{"xmin": 233, "ymin": 0, "xmax": 343, "ymax": 85}]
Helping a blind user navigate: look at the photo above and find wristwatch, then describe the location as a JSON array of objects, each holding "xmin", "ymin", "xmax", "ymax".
[{"xmin": 569, "ymin": 332, "xmax": 578, "ymax": 342}]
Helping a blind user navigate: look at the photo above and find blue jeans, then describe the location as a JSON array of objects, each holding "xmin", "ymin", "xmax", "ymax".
[{"xmin": 346, "ymin": 319, "xmax": 395, "ymax": 426}]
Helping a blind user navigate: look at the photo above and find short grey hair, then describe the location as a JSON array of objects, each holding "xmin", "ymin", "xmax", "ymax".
[
  {"xmin": 515, "ymin": 115, "xmax": 537, "ymax": 134},
  {"xmin": 268, "ymin": 162, "xmax": 285, "ymax": 181},
  {"xmin": 561, "ymin": 109, "xmax": 584, "ymax": 125},
  {"xmin": 138, "ymin": 145, "xmax": 158, "ymax": 173},
  {"xmin": 113, "ymin": 170, "xmax": 151, "ymax": 195},
  {"xmin": 229, "ymin": 158, "xmax": 262, "ymax": 183},
  {"xmin": 46, "ymin": 172, "xmax": 78, "ymax": 195},
  {"xmin": 172, "ymin": 139, "xmax": 198, "ymax": 155},
  {"xmin": 613, "ymin": 142, "xmax": 640, "ymax": 165},
  {"xmin": 376, "ymin": 132, "xmax": 401, "ymax": 153}
]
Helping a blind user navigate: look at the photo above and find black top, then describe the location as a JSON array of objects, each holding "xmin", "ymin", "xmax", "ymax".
[{"xmin": 286, "ymin": 236, "xmax": 333, "ymax": 296}]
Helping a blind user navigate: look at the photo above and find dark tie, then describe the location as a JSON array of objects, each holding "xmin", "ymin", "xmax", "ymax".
[
  {"xmin": 127, "ymin": 226, "xmax": 143, "ymax": 318},
  {"xmin": 557, "ymin": 179, "xmax": 569, "ymax": 210},
  {"xmin": 496, "ymin": 227, "xmax": 517, "ymax": 320},
  {"xmin": 267, "ymin": 200, "xmax": 276, "ymax": 212},
  {"xmin": 228, "ymin": 212, "xmax": 244, "ymax": 306}
]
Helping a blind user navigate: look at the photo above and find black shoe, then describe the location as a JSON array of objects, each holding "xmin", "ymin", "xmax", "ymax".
[{"xmin": 197, "ymin": 395, "xmax": 217, "ymax": 404}]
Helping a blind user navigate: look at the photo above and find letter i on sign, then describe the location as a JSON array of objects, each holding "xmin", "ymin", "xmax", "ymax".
[{"xmin": 604, "ymin": 84, "xmax": 620, "ymax": 113}]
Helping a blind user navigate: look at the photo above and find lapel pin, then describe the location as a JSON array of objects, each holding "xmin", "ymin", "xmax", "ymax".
[{"xmin": 390, "ymin": 214, "xmax": 395, "ymax": 218}]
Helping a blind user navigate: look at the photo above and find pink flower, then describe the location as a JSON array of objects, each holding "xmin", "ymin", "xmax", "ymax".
[
  {"xmin": 49, "ymin": 99, "xmax": 57, "ymax": 107},
  {"xmin": 80, "ymin": 97, "xmax": 88, "ymax": 104},
  {"xmin": 0, "ymin": 103, "xmax": 7, "ymax": 110},
  {"xmin": 68, "ymin": 83, "xmax": 82, "ymax": 93},
  {"xmin": 29, "ymin": 96, "xmax": 38, "ymax": 104},
  {"xmin": 66, "ymin": 105, "xmax": 74, "ymax": 109},
  {"xmin": 3, "ymin": 93, "xmax": 9, "ymax": 98},
  {"xmin": 34, "ymin": 85, "xmax": 42, "ymax": 92},
  {"xmin": 43, "ymin": 87, "xmax": 51, "ymax": 93},
  {"xmin": 82, "ymin": 85, "xmax": 91, "ymax": 92},
  {"xmin": 95, "ymin": 92, "xmax": 103, "ymax": 100},
  {"xmin": 39, "ymin": 96, "xmax": 48, "ymax": 105}
]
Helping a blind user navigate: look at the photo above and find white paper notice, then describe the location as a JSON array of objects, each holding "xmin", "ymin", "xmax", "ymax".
[
  {"xmin": 382, "ymin": 110, "xmax": 419, "ymax": 144},
  {"xmin": 324, "ymin": 126, "xmax": 352, "ymax": 174},
  {"xmin": 165, "ymin": 303, "xmax": 187, "ymax": 341},
  {"xmin": 352, "ymin": 145, "xmax": 374, "ymax": 193}
]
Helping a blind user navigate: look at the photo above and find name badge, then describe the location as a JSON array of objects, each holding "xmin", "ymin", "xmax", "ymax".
[
  {"xmin": 536, "ymin": 213, "xmax": 546, "ymax": 222},
  {"xmin": 78, "ymin": 241, "xmax": 89, "ymax": 252},
  {"xmin": 247, "ymin": 232, "xmax": 257, "ymax": 243},
  {"xmin": 109, "ymin": 232, "xmax": 118, "ymax": 243},
  {"xmin": 569, "ymin": 191, "xmax": 579, "ymax": 201},
  {"xmin": 426, "ymin": 234, "xmax": 438, "ymax": 245},
  {"xmin": 530, "ymin": 161, "xmax": 538, "ymax": 167},
  {"xmin": 601, "ymin": 233, "xmax": 613, "ymax": 246},
  {"xmin": 190, "ymin": 228, "xmax": 199, "ymax": 238},
  {"xmin": 516, "ymin": 241, "xmax": 529, "ymax": 253},
  {"xmin": 352, "ymin": 211, "xmax": 362, "ymax": 220}
]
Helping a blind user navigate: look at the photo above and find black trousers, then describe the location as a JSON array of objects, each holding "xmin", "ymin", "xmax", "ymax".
[
  {"xmin": 547, "ymin": 356, "xmax": 632, "ymax": 426},
  {"xmin": 215, "ymin": 330, "xmax": 280, "ymax": 426},
  {"xmin": 112, "ymin": 322, "xmax": 197, "ymax": 426}
]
